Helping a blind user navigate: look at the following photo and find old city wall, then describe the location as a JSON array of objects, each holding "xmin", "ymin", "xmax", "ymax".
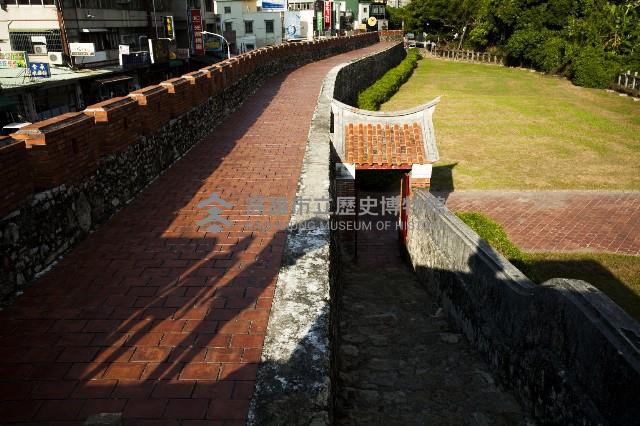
[{"xmin": 0, "ymin": 31, "xmax": 403, "ymax": 302}]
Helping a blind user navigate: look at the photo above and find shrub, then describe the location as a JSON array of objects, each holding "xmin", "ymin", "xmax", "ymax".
[
  {"xmin": 571, "ymin": 47, "xmax": 621, "ymax": 88},
  {"xmin": 357, "ymin": 49, "xmax": 421, "ymax": 111},
  {"xmin": 532, "ymin": 36, "xmax": 568, "ymax": 73},
  {"xmin": 504, "ymin": 28, "xmax": 546, "ymax": 67}
]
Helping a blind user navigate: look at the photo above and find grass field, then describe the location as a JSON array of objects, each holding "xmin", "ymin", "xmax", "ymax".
[{"xmin": 381, "ymin": 59, "xmax": 640, "ymax": 190}]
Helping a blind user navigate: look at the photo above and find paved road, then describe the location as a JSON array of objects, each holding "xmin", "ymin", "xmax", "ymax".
[
  {"xmin": 0, "ymin": 43, "xmax": 392, "ymax": 424},
  {"xmin": 440, "ymin": 191, "xmax": 640, "ymax": 256}
]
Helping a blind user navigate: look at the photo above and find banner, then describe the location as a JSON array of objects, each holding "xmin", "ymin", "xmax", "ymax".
[
  {"xmin": 284, "ymin": 11, "xmax": 302, "ymax": 40},
  {"xmin": 323, "ymin": 1, "xmax": 332, "ymax": 29},
  {"xmin": 0, "ymin": 52, "xmax": 27, "ymax": 68},
  {"xmin": 261, "ymin": 0, "xmax": 285, "ymax": 11},
  {"xmin": 189, "ymin": 9, "xmax": 204, "ymax": 56}
]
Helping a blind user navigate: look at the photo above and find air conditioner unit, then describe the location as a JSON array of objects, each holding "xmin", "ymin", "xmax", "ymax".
[
  {"xmin": 48, "ymin": 51, "xmax": 63, "ymax": 65},
  {"xmin": 34, "ymin": 45, "xmax": 48, "ymax": 55}
]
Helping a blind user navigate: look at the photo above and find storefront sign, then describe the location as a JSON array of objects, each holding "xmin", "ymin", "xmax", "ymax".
[
  {"xmin": 323, "ymin": 1, "xmax": 332, "ymax": 29},
  {"xmin": 28, "ymin": 62, "xmax": 50, "ymax": 78},
  {"xmin": 189, "ymin": 9, "xmax": 204, "ymax": 56},
  {"xmin": 0, "ymin": 51, "xmax": 27, "ymax": 68},
  {"xmin": 163, "ymin": 16, "xmax": 175, "ymax": 40},
  {"xmin": 69, "ymin": 43, "xmax": 95, "ymax": 57}
]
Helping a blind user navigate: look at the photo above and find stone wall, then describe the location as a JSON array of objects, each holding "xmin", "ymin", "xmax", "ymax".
[
  {"xmin": 0, "ymin": 33, "xmax": 379, "ymax": 303},
  {"xmin": 332, "ymin": 41, "xmax": 405, "ymax": 107},
  {"xmin": 249, "ymin": 41, "xmax": 404, "ymax": 425},
  {"xmin": 406, "ymin": 191, "xmax": 640, "ymax": 425}
]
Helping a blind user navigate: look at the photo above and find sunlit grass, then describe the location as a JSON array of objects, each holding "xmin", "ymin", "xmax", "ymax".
[{"xmin": 382, "ymin": 59, "xmax": 640, "ymax": 190}]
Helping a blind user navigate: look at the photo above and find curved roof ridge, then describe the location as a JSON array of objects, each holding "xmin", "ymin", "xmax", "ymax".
[{"xmin": 331, "ymin": 96, "xmax": 441, "ymax": 118}]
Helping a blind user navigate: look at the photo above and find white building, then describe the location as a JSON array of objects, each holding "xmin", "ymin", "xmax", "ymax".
[{"xmin": 214, "ymin": 0, "xmax": 282, "ymax": 52}]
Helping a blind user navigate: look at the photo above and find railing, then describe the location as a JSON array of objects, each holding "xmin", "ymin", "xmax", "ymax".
[
  {"xmin": 614, "ymin": 71, "xmax": 640, "ymax": 96},
  {"xmin": 431, "ymin": 48, "xmax": 504, "ymax": 65}
]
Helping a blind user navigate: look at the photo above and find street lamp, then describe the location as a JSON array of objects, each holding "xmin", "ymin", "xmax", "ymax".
[{"xmin": 201, "ymin": 31, "xmax": 231, "ymax": 59}]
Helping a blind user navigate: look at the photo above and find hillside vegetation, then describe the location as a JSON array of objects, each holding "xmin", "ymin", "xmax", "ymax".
[{"xmin": 388, "ymin": 0, "xmax": 640, "ymax": 88}]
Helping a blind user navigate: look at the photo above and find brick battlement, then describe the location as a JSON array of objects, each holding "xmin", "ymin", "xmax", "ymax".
[{"xmin": 0, "ymin": 32, "xmax": 379, "ymax": 214}]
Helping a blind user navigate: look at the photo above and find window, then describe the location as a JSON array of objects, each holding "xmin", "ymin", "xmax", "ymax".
[
  {"xmin": 246, "ymin": 44, "xmax": 254, "ymax": 50},
  {"xmin": 205, "ymin": 0, "xmax": 212, "ymax": 11},
  {"xmin": 224, "ymin": 6, "xmax": 231, "ymax": 13},
  {"xmin": 225, "ymin": 21, "xmax": 233, "ymax": 32},
  {"xmin": 265, "ymin": 20, "xmax": 274, "ymax": 34},
  {"xmin": 244, "ymin": 20, "xmax": 253, "ymax": 34}
]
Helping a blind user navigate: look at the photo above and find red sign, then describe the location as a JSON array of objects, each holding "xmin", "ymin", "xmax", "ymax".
[
  {"xmin": 323, "ymin": 1, "xmax": 332, "ymax": 29},
  {"xmin": 190, "ymin": 9, "xmax": 204, "ymax": 56}
]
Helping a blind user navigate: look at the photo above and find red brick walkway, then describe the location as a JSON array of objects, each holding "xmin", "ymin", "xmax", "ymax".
[
  {"xmin": 0, "ymin": 43, "xmax": 391, "ymax": 425},
  {"xmin": 442, "ymin": 191, "xmax": 640, "ymax": 255}
]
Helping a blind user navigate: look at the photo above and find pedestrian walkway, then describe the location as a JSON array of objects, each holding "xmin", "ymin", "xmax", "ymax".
[
  {"xmin": 335, "ymin": 190, "xmax": 529, "ymax": 425},
  {"xmin": 440, "ymin": 191, "xmax": 640, "ymax": 255},
  {"xmin": 0, "ymin": 43, "xmax": 392, "ymax": 424}
]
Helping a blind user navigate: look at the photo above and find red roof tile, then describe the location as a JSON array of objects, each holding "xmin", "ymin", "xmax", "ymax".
[{"xmin": 344, "ymin": 122, "xmax": 426, "ymax": 166}]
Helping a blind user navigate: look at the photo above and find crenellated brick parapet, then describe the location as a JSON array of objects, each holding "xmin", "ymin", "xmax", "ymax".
[
  {"xmin": 0, "ymin": 31, "xmax": 381, "ymax": 302},
  {"xmin": 0, "ymin": 32, "xmax": 379, "ymax": 210},
  {"xmin": 0, "ymin": 138, "xmax": 33, "ymax": 218},
  {"xmin": 12, "ymin": 112, "xmax": 97, "ymax": 190}
]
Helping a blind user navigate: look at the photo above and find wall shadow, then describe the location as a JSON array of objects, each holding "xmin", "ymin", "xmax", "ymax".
[
  {"xmin": 410, "ymin": 240, "xmax": 640, "ymax": 425},
  {"xmin": 513, "ymin": 257, "xmax": 640, "ymax": 322},
  {"xmin": 429, "ymin": 162, "xmax": 457, "ymax": 201}
]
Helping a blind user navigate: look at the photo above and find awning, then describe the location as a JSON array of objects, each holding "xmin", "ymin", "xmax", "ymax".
[{"xmin": 94, "ymin": 75, "xmax": 133, "ymax": 85}]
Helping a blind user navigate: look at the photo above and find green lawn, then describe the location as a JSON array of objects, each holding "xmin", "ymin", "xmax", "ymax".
[
  {"xmin": 382, "ymin": 59, "xmax": 640, "ymax": 190},
  {"xmin": 457, "ymin": 212, "xmax": 640, "ymax": 321}
]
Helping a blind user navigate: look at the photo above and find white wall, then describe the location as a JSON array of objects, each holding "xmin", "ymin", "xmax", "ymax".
[{"xmin": 0, "ymin": 5, "xmax": 59, "ymax": 51}]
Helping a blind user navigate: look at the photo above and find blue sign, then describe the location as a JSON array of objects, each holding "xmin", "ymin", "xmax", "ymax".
[
  {"xmin": 28, "ymin": 62, "xmax": 50, "ymax": 78},
  {"xmin": 261, "ymin": 0, "xmax": 285, "ymax": 11}
]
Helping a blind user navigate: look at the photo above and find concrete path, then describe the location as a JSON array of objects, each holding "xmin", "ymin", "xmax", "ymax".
[
  {"xmin": 440, "ymin": 191, "xmax": 640, "ymax": 256},
  {"xmin": 0, "ymin": 43, "xmax": 392, "ymax": 425},
  {"xmin": 335, "ymin": 190, "xmax": 530, "ymax": 425}
]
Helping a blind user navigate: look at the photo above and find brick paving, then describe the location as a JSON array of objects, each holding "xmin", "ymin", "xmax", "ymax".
[
  {"xmin": 0, "ymin": 43, "xmax": 392, "ymax": 425},
  {"xmin": 440, "ymin": 190, "xmax": 640, "ymax": 255}
]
